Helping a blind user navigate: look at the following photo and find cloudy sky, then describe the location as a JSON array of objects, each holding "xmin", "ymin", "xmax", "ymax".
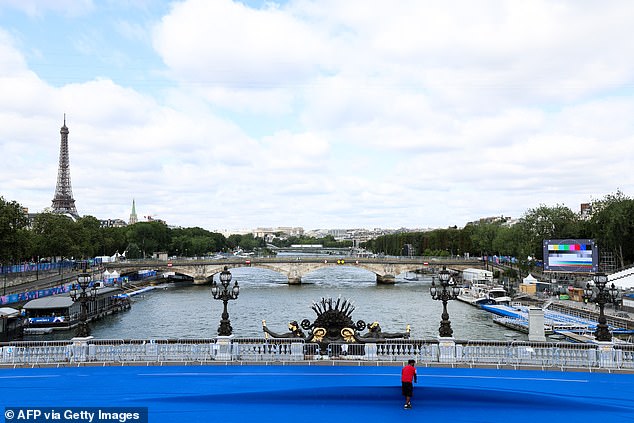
[{"xmin": 1, "ymin": 1, "xmax": 633, "ymax": 232}]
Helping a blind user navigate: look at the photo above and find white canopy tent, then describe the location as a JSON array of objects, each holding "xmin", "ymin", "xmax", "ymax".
[
  {"xmin": 522, "ymin": 274, "xmax": 538, "ymax": 285},
  {"xmin": 609, "ymin": 268, "xmax": 634, "ymax": 290}
]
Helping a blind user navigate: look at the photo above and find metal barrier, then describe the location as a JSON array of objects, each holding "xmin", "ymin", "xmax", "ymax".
[
  {"xmin": 0, "ymin": 341, "xmax": 71, "ymax": 365},
  {"xmin": 326, "ymin": 340, "xmax": 438, "ymax": 362},
  {"xmin": 614, "ymin": 344, "xmax": 634, "ymax": 370},
  {"xmin": 88, "ymin": 339, "xmax": 218, "ymax": 363},
  {"xmin": 458, "ymin": 340, "xmax": 598, "ymax": 370},
  {"xmin": 1, "ymin": 338, "xmax": 633, "ymax": 371},
  {"xmin": 232, "ymin": 338, "xmax": 305, "ymax": 361}
]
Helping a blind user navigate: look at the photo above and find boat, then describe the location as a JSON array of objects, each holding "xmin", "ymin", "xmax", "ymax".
[
  {"xmin": 22, "ymin": 286, "xmax": 130, "ymax": 334},
  {"xmin": 404, "ymin": 271, "xmax": 421, "ymax": 281},
  {"xmin": 457, "ymin": 283, "xmax": 489, "ymax": 306},
  {"xmin": 0, "ymin": 307, "xmax": 25, "ymax": 341},
  {"xmin": 457, "ymin": 283, "xmax": 512, "ymax": 307},
  {"xmin": 486, "ymin": 286, "xmax": 512, "ymax": 305}
]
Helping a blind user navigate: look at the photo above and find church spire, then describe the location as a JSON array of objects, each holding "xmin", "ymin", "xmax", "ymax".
[{"xmin": 129, "ymin": 199, "xmax": 138, "ymax": 225}]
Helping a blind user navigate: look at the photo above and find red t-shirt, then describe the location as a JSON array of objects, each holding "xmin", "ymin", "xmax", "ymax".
[{"xmin": 401, "ymin": 365, "xmax": 416, "ymax": 382}]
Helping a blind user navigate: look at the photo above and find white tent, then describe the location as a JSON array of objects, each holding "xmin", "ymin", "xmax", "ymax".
[
  {"xmin": 522, "ymin": 274, "xmax": 538, "ymax": 285},
  {"xmin": 609, "ymin": 268, "xmax": 634, "ymax": 290},
  {"xmin": 0, "ymin": 307, "xmax": 20, "ymax": 317}
]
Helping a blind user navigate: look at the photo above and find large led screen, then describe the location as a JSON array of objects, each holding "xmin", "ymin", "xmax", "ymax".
[{"xmin": 542, "ymin": 239, "xmax": 598, "ymax": 273}]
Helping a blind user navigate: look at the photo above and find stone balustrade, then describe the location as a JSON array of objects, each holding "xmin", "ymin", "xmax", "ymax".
[{"xmin": 2, "ymin": 338, "xmax": 633, "ymax": 371}]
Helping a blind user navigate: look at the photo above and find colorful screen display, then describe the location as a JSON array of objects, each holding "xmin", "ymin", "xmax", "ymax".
[{"xmin": 542, "ymin": 239, "xmax": 598, "ymax": 272}]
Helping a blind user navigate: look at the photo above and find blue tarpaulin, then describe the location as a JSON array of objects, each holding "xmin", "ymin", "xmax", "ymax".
[{"xmin": 1, "ymin": 365, "xmax": 633, "ymax": 423}]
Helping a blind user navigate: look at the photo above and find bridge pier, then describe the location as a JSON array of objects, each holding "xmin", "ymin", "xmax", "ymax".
[
  {"xmin": 193, "ymin": 277, "xmax": 210, "ymax": 285},
  {"xmin": 376, "ymin": 274, "xmax": 395, "ymax": 284},
  {"xmin": 288, "ymin": 276, "xmax": 302, "ymax": 285}
]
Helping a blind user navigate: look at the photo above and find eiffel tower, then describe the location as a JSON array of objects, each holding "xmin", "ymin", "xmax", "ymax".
[{"xmin": 51, "ymin": 115, "xmax": 79, "ymax": 219}]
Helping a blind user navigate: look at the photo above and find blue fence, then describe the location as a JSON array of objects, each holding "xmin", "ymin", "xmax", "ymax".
[
  {"xmin": 0, "ymin": 285, "xmax": 70, "ymax": 306},
  {"xmin": 0, "ymin": 276, "xmax": 132, "ymax": 306},
  {"xmin": 0, "ymin": 261, "xmax": 76, "ymax": 275}
]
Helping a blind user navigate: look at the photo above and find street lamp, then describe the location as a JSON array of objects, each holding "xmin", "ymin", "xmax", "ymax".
[
  {"xmin": 70, "ymin": 273, "xmax": 96, "ymax": 337},
  {"xmin": 430, "ymin": 266, "xmax": 461, "ymax": 337},
  {"xmin": 583, "ymin": 273, "xmax": 619, "ymax": 342},
  {"xmin": 211, "ymin": 266, "xmax": 240, "ymax": 336}
]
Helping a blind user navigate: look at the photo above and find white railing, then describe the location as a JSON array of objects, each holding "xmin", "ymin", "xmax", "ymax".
[
  {"xmin": 456, "ymin": 340, "xmax": 599, "ymax": 369},
  {"xmin": 2, "ymin": 338, "xmax": 634, "ymax": 371}
]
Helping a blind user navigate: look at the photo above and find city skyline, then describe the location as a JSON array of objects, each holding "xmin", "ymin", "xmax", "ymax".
[{"xmin": 1, "ymin": 1, "xmax": 633, "ymax": 231}]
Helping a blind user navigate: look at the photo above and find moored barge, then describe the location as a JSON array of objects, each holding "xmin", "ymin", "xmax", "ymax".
[{"xmin": 23, "ymin": 287, "xmax": 130, "ymax": 334}]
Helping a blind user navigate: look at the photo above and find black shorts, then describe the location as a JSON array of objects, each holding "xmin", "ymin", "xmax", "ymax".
[{"xmin": 401, "ymin": 381, "xmax": 413, "ymax": 397}]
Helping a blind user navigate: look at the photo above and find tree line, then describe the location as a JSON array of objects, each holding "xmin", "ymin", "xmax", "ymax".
[
  {"xmin": 2, "ymin": 191, "xmax": 633, "ymax": 268},
  {"xmin": 0, "ymin": 197, "xmax": 351, "ymax": 263},
  {"xmin": 362, "ymin": 191, "xmax": 634, "ymax": 270}
]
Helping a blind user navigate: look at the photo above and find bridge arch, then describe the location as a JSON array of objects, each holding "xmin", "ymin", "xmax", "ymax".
[
  {"xmin": 105, "ymin": 258, "xmax": 481, "ymax": 285},
  {"xmin": 119, "ymin": 262, "xmax": 429, "ymax": 285}
]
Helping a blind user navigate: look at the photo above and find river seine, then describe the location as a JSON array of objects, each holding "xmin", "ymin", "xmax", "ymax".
[{"xmin": 30, "ymin": 267, "xmax": 528, "ymax": 341}]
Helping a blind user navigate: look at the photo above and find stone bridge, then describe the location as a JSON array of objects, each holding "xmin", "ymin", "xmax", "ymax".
[{"xmin": 105, "ymin": 257, "xmax": 484, "ymax": 285}]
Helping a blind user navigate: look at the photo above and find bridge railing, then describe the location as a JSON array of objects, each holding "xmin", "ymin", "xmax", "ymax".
[
  {"xmin": 232, "ymin": 338, "xmax": 309, "ymax": 361},
  {"xmin": 88, "ymin": 339, "xmax": 219, "ymax": 363},
  {"xmin": 1, "ymin": 338, "xmax": 633, "ymax": 371},
  {"xmin": 456, "ymin": 340, "xmax": 600, "ymax": 370},
  {"xmin": 105, "ymin": 256, "xmax": 482, "ymax": 268}
]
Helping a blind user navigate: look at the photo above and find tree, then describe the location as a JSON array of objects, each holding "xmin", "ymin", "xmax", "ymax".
[
  {"xmin": 516, "ymin": 204, "xmax": 581, "ymax": 260},
  {"xmin": 0, "ymin": 197, "xmax": 29, "ymax": 262},
  {"xmin": 492, "ymin": 225, "xmax": 521, "ymax": 257},
  {"xmin": 170, "ymin": 227, "xmax": 227, "ymax": 256},
  {"xmin": 226, "ymin": 234, "xmax": 242, "ymax": 251},
  {"xmin": 590, "ymin": 191, "xmax": 634, "ymax": 268},
  {"xmin": 75, "ymin": 215, "xmax": 103, "ymax": 258},
  {"xmin": 126, "ymin": 222, "xmax": 171, "ymax": 258},
  {"xmin": 469, "ymin": 223, "xmax": 501, "ymax": 258},
  {"xmin": 30, "ymin": 213, "xmax": 77, "ymax": 259},
  {"xmin": 102, "ymin": 226, "xmax": 128, "ymax": 257}
]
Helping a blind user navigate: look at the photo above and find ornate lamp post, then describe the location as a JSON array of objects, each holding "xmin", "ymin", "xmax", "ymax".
[
  {"xmin": 430, "ymin": 266, "xmax": 461, "ymax": 337},
  {"xmin": 583, "ymin": 273, "xmax": 619, "ymax": 342},
  {"xmin": 211, "ymin": 266, "xmax": 240, "ymax": 336},
  {"xmin": 70, "ymin": 273, "xmax": 95, "ymax": 337}
]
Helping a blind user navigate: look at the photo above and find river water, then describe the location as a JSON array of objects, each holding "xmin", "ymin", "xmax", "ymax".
[{"xmin": 28, "ymin": 267, "xmax": 528, "ymax": 341}]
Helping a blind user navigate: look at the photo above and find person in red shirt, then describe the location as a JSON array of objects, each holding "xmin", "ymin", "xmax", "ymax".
[{"xmin": 401, "ymin": 359, "xmax": 417, "ymax": 409}]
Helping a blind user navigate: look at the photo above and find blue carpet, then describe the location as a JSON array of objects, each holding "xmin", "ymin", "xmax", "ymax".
[{"xmin": 2, "ymin": 365, "xmax": 634, "ymax": 422}]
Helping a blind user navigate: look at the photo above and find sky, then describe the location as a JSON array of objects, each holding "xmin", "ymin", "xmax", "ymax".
[{"xmin": 1, "ymin": 0, "xmax": 633, "ymax": 233}]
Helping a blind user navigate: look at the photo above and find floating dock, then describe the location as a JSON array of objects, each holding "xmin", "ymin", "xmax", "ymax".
[
  {"xmin": 123, "ymin": 286, "xmax": 157, "ymax": 297},
  {"xmin": 481, "ymin": 304, "xmax": 634, "ymax": 338}
]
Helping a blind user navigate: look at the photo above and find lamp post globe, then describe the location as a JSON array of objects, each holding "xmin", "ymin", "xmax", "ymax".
[{"xmin": 211, "ymin": 266, "xmax": 240, "ymax": 336}]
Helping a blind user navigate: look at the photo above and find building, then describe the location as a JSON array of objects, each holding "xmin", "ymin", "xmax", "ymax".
[
  {"xmin": 99, "ymin": 219, "xmax": 127, "ymax": 228},
  {"xmin": 253, "ymin": 227, "xmax": 304, "ymax": 240},
  {"xmin": 129, "ymin": 199, "xmax": 138, "ymax": 225},
  {"xmin": 580, "ymin": 203, "xmax": 592, "ymax": 219}
]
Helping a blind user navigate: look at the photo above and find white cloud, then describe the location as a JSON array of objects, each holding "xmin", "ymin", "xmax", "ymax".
[
  {"xmin": 2, "ymin": 1, "xmax": 634, "ymax": 230},
  {"xmin": 153, "ymin": 0, "xmax": 329, "ymax": 82}
]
